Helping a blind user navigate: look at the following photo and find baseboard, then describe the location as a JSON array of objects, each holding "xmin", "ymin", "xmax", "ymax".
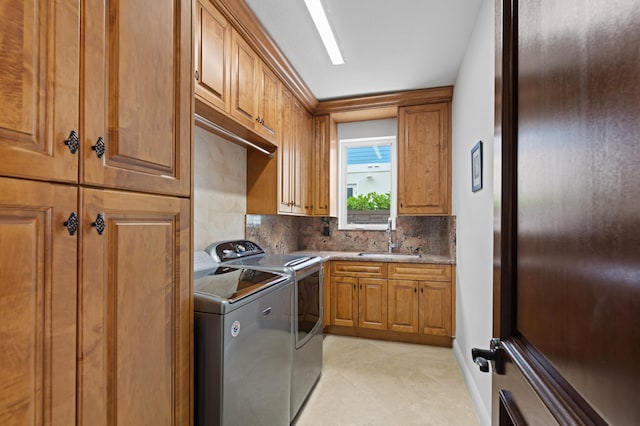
[{"xmin": 453, "ymin": 340, "xmax": 491, "ymax": 426}]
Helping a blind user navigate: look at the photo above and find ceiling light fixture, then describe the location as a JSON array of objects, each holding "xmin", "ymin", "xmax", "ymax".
[{"xmin": 303, "ymin": 0, "xmax": 344, "ymax": 65}]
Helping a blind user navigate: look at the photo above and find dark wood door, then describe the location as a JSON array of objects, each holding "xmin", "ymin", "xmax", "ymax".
[{"xmin": 490, "ymin": 0, "xmax": 640, "ymax": 424}]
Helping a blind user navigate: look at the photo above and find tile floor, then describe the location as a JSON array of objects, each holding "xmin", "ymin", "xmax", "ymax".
[{"xmin": 294, "ymin": 335, "xmax": 480, "ymax": 426}]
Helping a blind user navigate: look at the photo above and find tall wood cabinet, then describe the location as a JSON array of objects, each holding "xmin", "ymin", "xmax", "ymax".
[
  {"xmin": 0, "ymin": 1, "xmax": 192, "ymax": 424},
  {"xmin": 312, "ymin": 115, "xmax": 331, "ymax": 216},
  {"xmin": 398, "ymin": 102, "xmax": 451, "ymax": 215}
]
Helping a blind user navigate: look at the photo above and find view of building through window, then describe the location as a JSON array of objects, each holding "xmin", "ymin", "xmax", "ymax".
[{"xmin": 337, "ymin": 118, "xmax": 397, "ymax": 230}]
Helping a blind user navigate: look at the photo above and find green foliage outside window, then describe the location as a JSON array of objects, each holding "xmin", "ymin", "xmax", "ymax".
[{"xmin": 346, "ymin": 192, "xmax": 391, "ymax": 210}]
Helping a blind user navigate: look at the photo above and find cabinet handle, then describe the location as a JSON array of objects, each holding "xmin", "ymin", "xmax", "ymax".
[
  {"xmin": 64, "ymin": 130, "xmax": 79, "ymax": 154},
  {"xmin": 256, "ymin": 116, "xmax": 261, "ymax": 123},
  {"xmin": 91, "ymin": 137, "xmax": 106, "ymax": 158},
  {"xmin": 421, "ymin": 288, "xmax": 424, "ymax": 293},
  {"xmin": 194, "ymin": 69, "xmax": 199, "ymax": 80},
  {"xmin": 63, "ymin": 212, "xmax": 79, "ymax": 236},
  {"xmin": 353, "ymin": 284, "xmax": 356, "ymax": 289},
  {"xmin": 414, "ymin": 287, "xmax": 417, "ymax": 293},
  {"xmin": 91, "ymin": 213, "xmax": 106, "ymax": 235},
  {"xmin": 400, "ymin": 202, "xmax": 404, "ymax": 208}
]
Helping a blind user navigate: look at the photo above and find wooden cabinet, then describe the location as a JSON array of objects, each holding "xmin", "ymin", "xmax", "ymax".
[
  {"xmin": 230, "ymin": 29, "xmax": 279, "ymax": 143},
  {"xmin": 0, "ymin": 178, "xmax": 78, "ymax": 425},
  {"xmin": 246, "ymin": 86, "xmax": 312, "ymax": 215},
  {"xmin": 388, "ymin": 263, "xmax": 453, "ymax": 337},
  {"xmin": 312, "ymin": 115, "xmax": 331, "ymax": 216},
  {"xmin": 81, "ymin": 0, "xmax": 191, "ymax": 197},
  {"xmin": 330, "ymin": 262, "xmax": 387, "ymax": 330},
  {"xmin": 398, "ymin": 103, "xmax": 451, "ymax": 215},
  {"xmin": 0, "ymin": 1, "xmax": 192, "ymax": 423},
  {"xmin": 327, "ymin": 260, "xmax": 454, "ymax": 346},
  {"xmin": 0, "ymin": 0, "xmax": 79, "ymax": 184},
  {"xmin": 78, "ymin": 189, "xmax": 191, "ymax": 425},
  {"xmin": 195, "ymin": 0, "xmax": 232, "ymax": 113}
]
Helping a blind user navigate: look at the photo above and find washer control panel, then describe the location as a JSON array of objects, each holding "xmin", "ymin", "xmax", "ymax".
[{"xmin": 206, "ymin": 240, "xmax": 264, "ymax": 262}]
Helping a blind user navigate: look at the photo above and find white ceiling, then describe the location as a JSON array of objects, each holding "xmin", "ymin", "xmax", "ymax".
[{"xmin": 244, "ymin": 0, "xmax": 484, "ymax": 101}]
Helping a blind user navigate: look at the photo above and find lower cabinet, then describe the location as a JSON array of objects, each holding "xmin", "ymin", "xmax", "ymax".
[
  {"xmin": 328, "ymin": 260, "xmax": 454, "ymax": 347},
  {"xmin": 0, "ymin": 177, "xmax": 191, "ymax": 425},
  {"xmin": 331, "ymin": 275, "xmax": 387, "ymax": 330}
]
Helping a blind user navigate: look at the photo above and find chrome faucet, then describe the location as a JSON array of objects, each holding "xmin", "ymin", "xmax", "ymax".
[{"xmin": 387, "ymin": 217, "xmax": 397, "ymax": 253}]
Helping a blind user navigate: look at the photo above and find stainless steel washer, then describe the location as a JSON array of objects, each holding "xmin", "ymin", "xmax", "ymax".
[{"xmin": 194, "ymin": 251, "xmax": 293, "ymax": 426}]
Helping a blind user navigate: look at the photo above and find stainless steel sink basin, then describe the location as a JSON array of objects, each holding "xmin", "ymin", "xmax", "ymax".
[{"xmin": 357, "ymin": 252, "xmax": 422, "ymax": 259}]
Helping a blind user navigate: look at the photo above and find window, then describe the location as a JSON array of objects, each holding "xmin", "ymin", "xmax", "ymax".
[{"xmin": 338, "ymin": 119, "xmax": 397, "ymax": 230}]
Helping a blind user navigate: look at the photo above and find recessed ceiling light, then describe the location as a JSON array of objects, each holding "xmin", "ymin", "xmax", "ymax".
[{"xmin": 303, "ymin": 0, "xmax": 344, "ymax": 65}]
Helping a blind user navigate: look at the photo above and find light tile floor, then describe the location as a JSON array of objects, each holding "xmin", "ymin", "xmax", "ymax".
[{"xmin": 294, "ymin": 335, "xmax": 480, "ymax": 426}]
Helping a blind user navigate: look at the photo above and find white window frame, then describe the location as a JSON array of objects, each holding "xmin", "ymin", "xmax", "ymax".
[{"xmin": 338, "ymin": 136, "xmax": 397, "ymax": 230}]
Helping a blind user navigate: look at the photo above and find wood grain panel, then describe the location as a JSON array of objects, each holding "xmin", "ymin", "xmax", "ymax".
[
  {"xmin": 398, "ymin": 103, "xmax": 450, "ymax": 215},
  {"xmin": 358, "ymin": 278, "xmax": 387, "ymax": 330},
  {"xmin": 312, "ymin": 115, "xmax": 330, "ymax": 215},
  {"xmin": 82, "ymin": 0, "xmax": 191, "ymax": 196},
  {"xmin": 330, "ymin": 276, "xmax": 358, "ymax": 327},
  {"xmin": 0, "ymin": 177, "xmax": 77, "ymax": 425},
  {"xmin": 79, "ymin": 188, "xmax": 190, "ymax": 425},
  {"xmin": 0, "ymin": 0, "xmax": 79, "ymax": 183},
  {"xmin": 230, "ymin": 29, "xmax": 258, "ymax": 126},
  {"xmin": 419, "ymin": 281, "xmax": 452, "ymax": 336},
  {"xmin": 388, "ymin": 263, "xmax": 451, "ymax": 281},
  {"xmin": 331, "ymin": 261, "xmax": 387, "ymax": 278},
  {"xmin": 387, "ymin": 280, "xmax": 419, "ymax": 333},
  {"xmin": 195, "ymin": 0, "xmax": 231, "ymax": 113},
  {"xmin": 256, "ymin": 63, "xmax": 279, "ymax": 140}
]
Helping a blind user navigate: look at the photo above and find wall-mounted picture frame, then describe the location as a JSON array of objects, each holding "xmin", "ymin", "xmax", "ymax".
[{"xmin": 471, "ymin": 141, "xmax": 483, "ymax": 192}]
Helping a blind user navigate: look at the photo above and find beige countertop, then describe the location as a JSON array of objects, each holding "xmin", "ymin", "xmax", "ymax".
[{"xmin": 292, "ymin": 250, "xmax": 455, "ymax": 265}]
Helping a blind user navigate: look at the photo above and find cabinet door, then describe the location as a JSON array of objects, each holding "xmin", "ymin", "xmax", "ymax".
[
  {"xmin": 0, "ymin": 0, "xmax": 79, "ymax": 183},
  {"xmin": 255, "ymin": 63, "xmax": 280, "ymax": 141},
  {"xmin": 230, "ymin": 29, "xmax": 258, "ymax": 129},
  {"xmin": 330, "ymin": 276, "xmax": 358, "ymax": 327},
  {"xmin": 358, "ymin": 278, "xmax": 387, "ymax": 330},
  {"xmin": 312, "ymin": 115, "xmax": 331, "ymax": 216},
  {"xmin": 0, "ymin": 178, "xmax": 77, "ymax": 425},
  {"xmin": 398, "ymin": 103, "xmax": 450, "ymax": 214},
  {"xmin": 78, "ymin": 188, "xmax": 191, "ymax": 425},
  {"xmin": 291, "ymin": 99, "xmax": 307, "ymax": 214},
  {"xmin": 387, "ymin": 279, "xmax": 419, "ymax": 333},
  {"xmin": 82, "ymin": 0, "xmax": 191, "ymax": 196},
  {"xmin": 419, "ymin": 281, "xmax": 452, "ymax": 336},
  {"xmin": 195, "ymin": 0, "xmax": 231, "ymax": 113},
  {"xmin": 278, "ymin": 86, "xmax": 294, "ymax": 212}
]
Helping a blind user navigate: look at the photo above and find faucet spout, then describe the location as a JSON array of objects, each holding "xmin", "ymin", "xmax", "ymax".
[{"xmin": 387, "ymin": 217, "xmax": 397, "ymax": 253}]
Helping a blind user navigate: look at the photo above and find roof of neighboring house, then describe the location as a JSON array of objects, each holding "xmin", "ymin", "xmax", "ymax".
[{"xmin": 347, "ymin": 145, "xmax": 391, "ymax": 165}]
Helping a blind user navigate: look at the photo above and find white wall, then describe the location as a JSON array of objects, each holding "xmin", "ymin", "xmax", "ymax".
[
  {"xmin": 193, "ymin": 126, "xmax": 247, "ymax": 251},
  {"xmin": 451, "ymin": 0, "xmax": 494, "ymax": 424}
]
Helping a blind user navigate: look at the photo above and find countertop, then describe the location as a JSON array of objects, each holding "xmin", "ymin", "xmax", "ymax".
[{"xmin": 291, "ymin": 250, "xmax": 455, "ymax": 265}]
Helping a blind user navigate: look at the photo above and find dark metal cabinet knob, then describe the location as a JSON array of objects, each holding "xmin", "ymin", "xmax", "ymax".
[
  {"xmin": 91, "ymin": 137, "xmax": 106, "ymax": 158},
  {"xmin": 92, "ymin": 213, "xmax": 106, "ymax": 235},
  {"xmin": 63, "ymin": 212, "xmax": 79, "ymax": 236},
  {"xmin": 194, "ymin": 69, "xmax": 199, "ymax": 80},
  {"xmin": 64, "ymin": 130, "xmax": 79, "ymax": 154}
]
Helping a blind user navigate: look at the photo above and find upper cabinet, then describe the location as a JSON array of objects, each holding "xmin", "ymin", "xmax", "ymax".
[
  {"xmin": 312, "ymin": 115, "xmax": 331, "ymax": 216},
  {"xmin": 230, "ymin": 29, "xmax": 280, "ymax": 144},
  {"xmin": 398, "ymin": 103, "xmax": 451, "ymax": 215},
  {"xmin": 195, "ymin": 0, "xmax": 232, "ymax": 113},
  {"xmin": 0, "ymin": 0, "xmax": 79, "ymax": 184},
  {"xmin": 81, "ymin": 0, "xmax": 192, "ymax": 197}
]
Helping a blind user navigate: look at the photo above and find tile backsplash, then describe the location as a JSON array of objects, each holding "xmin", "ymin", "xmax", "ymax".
[{"xmin": 246, "ymin": 215, "xmax": 456, "ymax": 259}]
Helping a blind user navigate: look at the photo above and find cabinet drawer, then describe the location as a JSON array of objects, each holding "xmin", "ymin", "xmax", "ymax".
[
  {"xmin": 388, "ymin": 263, "xmax": 451, "ymax": 281},
  {"xmin": 331, "ymin": 261, "xmax": 387, "ymax": 278}
]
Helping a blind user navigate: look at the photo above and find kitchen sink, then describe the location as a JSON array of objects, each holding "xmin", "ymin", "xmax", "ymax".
[{"xmin": 357, "ymin": 252, "xmax": 422, "ymax": 259}]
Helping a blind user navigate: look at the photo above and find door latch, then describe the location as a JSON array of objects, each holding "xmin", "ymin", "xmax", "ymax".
[{"xmin": 471, "ymin": 338, "xmax": 505, "ymax": 374}]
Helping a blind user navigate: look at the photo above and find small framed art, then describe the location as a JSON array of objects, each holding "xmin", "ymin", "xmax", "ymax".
[{"xmin": 471, "ymin": 141, "xmax": 483, "ymax": 192}]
